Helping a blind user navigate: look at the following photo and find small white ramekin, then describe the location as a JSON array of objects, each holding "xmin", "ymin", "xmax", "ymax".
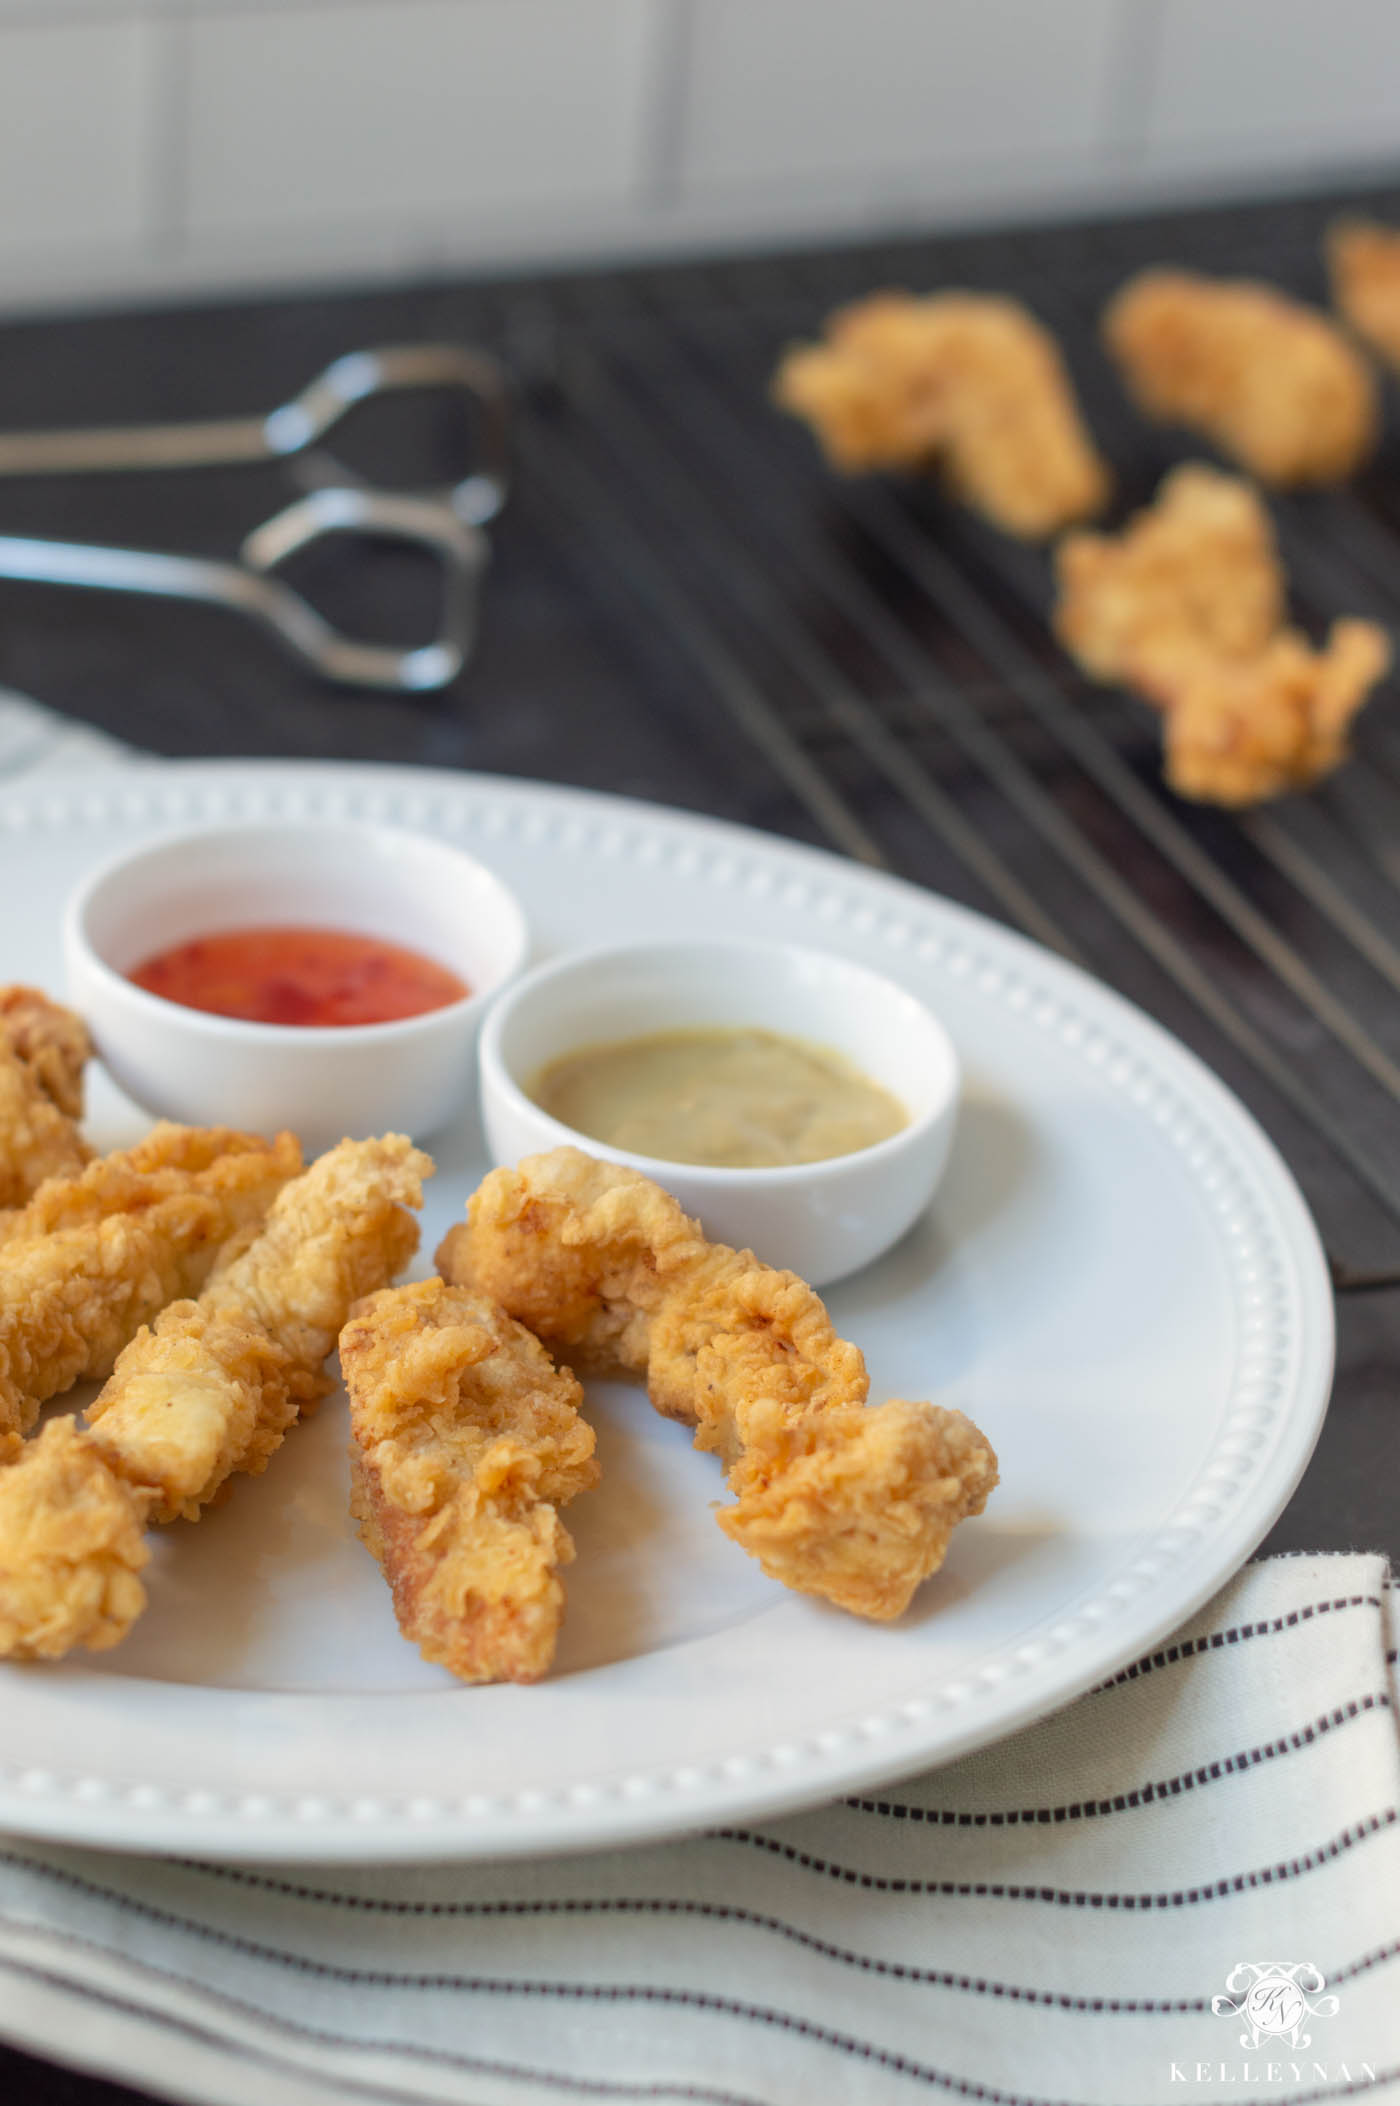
[
  {"xmin": 478, "ymin": 939, "xmax": 959, "ymax": 1286},
  {"xmin": 64, "ymin": 819, "xmax": 528, "ymax": 1151}
]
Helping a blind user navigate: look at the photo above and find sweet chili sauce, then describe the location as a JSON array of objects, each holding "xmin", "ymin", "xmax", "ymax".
[{"xmin": 129, "ymin": 926, "xmax": 469, "ymax": 1027}]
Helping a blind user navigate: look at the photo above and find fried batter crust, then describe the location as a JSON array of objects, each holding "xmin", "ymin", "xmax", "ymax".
[
  {"xmin": 86, "ymin": 1301, "xmax": 295, "ymax": 1523},
  {"xmin": 205, "ymin": 1132, "xmax": 432, "ymax": 1404},
  {"xmin": 0, "ymin": 1418, "xmax": 150, "ymax": 1659},
  {"xmin": 773, "ymin": 290, "xmax": 1109, "ymax": 538},
  {"xmin": 438, "ymin": 1148, "xmax": 997, "ymax": 1622},
  {"xmin": 1054, "ymin": 463, "xmax": 1284, "ymax": 681},
  {"xmin": 1327, "ymin": 218, "xmax": 1400, "ymax": 371},
  {"xmin": 0, "ymin": 986, "xmax": 94, "ymax": 1205},
  {"xmin": 1103, "ymin": 268, "xmax": 1376, "ymax": 486},
  {"xmin": 1159, "ymin": 620, "xmax": 1390, "ymax": 807},
  {"xmin": 0, "ymin": 1135, "xmax": 432, "ymax": 1659},
  {"xmin": 1054, "ymin": 464, "xmax": 1390, "ymax": 805},
  {"xmin": 0, "ymin": 1126, "xmax": 302, "ymax": 1437},
  {"xmin": 341, "ymin": 1279, "xmax": 597, "ymax": 1684}
]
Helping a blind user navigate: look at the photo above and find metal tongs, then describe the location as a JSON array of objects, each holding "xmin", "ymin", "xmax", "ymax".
[{"xmin": 0, "ymin": 344, "xmax": 512, "ymax": 691}]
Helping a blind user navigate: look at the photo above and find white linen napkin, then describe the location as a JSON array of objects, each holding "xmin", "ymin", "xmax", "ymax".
[
  {"xmin": 0, "ymin": 694, "xmax": 1395, "ymax": 2105},
  {"xmin": 0, "ymin": 1554, "xmax": 1394, "ymax": 2106}
]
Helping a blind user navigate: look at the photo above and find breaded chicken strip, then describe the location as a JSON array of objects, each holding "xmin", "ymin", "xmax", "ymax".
[
  {"xmin": 1055, "ymin": 463, "xmax": 1285, "ymax": 681},
  {"xmin": 0, "ymin": 987, "xmax": 93, "ymax": 1205},
  {"xmin": 0, "ymin": 1418, "xmax": 148, "ymax": 1658},
  {"xmin": 773, "ymin": 290, "xmax": 1109, "ymax": 538},
  {"xmin": 1054, "ymin": 464, "xmax": 1391, "ymax": 804},
  {"xmin": 0, "ymin": 987, "xmax": 90, "ymax": 1119},
  {"xmin": 437, "ymin": 1149, "xmax": 997, "ymax": 1622},
  {"xmin": 0, "ymin": 1120, "xmax": 288, "ymax": 1247},
  {"xmin": 0, "ymin": 1135, "xmax": 431, "ymax": 1659},
  {"xmin": 0, "ymin": 1126, "xmax": 301, "ymax": 1437},
  {"xmin": 1327, "ymin": 218, "xmax": 1400, "ymax": 371},
  {"xmin": 85, "ymin": 1301, "xmax": 295, "ymax": 1525},
  {"xmin": 1103, "ymin": 268, "xmax": 1375, "ymax": 486},
  {"xmin": 341, "ymin": 1279, "xmax": 597, "ymax": 1683},
  {"xmin": 204, "ymin": 1132, "xmax": 432, "ymax": 1405},
  {"xmin": 1157, "ymin": 621, "xmax": 1391, "ymax": 807}
]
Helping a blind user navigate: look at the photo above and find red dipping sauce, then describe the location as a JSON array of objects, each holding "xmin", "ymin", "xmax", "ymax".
[{"xmin": 129, "ymin": 925, "xmax": 469, "ymax": 1028}]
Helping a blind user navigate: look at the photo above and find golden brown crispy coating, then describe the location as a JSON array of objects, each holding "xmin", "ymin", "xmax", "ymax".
[
  {"xmin": 1327, "ymin": 219, "xmax": 1400, "ymax": 371},
  {"xmin": 438, "ymin": 1148, "xmax": 997, "ymax": 1622},
  {"xmin": 0, "ymin": 1121, "xmax": 292, "ymax": 1247},
  {"xmin": 0, "ymin": 1418, "xmax": 150, "ymax": 1659},
  {"xmin": 0, "ymin": 1126, "xmax": 302, "ymax": 1438},
  {"xmin": 341, "ymin": 1278, "xmax": 598, "ymax": 1684},
  {"xmin": 1159, "ymin": 620, "xmax": 1390, "ymax": 807},
  {"xmin": 0, "ymin": 986, "xmax": 90, "ymax": 1120},
  {"xmin": 1054, "ymin": 463, "xmax": 1285, "ymax": 682},
  {"xmin": 0, "ymin": 1135, "xmax": 431, "ymax": 1660},
  {"xmin": 85, "ymin": 1301, "xmax": 295, "ymax": 1524},
  {"xmin": 0, "ymin": 1053, "xmax": 91, "ymax": 1209},
  {"xmin": 773, "ymin": 290, "xmax": 1109, "ymax": 539},
  {"xmin": 1054, "ymin": 464, "xmax": 1391, "ymax": 805},
  {"xmin": 204, "ymin": 1132, "xmax": 432, "ymax": 1405},
  {"xmin": 1103, "ymin": 268, "xmax": 1376, "ymax": 487},
  {"xmin": 0, "ymin": 986, "xmax": 95, "ymax": 1207}
]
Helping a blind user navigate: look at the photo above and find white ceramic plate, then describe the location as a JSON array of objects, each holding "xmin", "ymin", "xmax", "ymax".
[{"xmin": 0, "ymin": 761, "xmax": 1332, "ymax": 1862}]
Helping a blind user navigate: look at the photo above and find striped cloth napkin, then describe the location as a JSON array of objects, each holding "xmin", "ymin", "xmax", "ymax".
[
  {"xmin": 0, "ymin": 1554, "xmax": 1392, "ymax": 2106},
  {"xmin": 0, "ymin": 692, "xmax": 1395, "ymax": 2104}
]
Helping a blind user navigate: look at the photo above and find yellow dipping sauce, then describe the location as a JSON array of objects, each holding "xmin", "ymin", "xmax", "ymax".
[{"xmin": 528, "ymin": 1026, "xmax": 908, "ymax": 1168}]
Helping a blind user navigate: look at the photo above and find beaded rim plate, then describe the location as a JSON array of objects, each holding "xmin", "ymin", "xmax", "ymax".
[{"xmin": 0, "ymin": 761, "xmax": 1333, "ymax": 1863}]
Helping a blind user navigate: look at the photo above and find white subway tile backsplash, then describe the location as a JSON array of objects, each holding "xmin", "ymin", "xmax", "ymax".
[
  {"xmin": 0, "ymin": 0, "xmax": 1396, "ymax": 315},
  {"xmin": 0, "ymin": 16, "xmax": 157, "ymax": 256},
  {"xmin": 183, "ymin": 0, "xmax": 657, "ymax": 236},
  {"xmin": 675, "ymin": 0, "xmax": 1122, "ymax": 191},
  {"xmin": 1147, "ymin": 0, "xmax": 1400, "ymax": 165}
]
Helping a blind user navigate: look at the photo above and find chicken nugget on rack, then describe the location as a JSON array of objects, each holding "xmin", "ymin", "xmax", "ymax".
[
  {"xmin": 0, "ymin": 986, "xmax": 93, "ymax": 1205},
  {"xmin": 1054, "ymin": 463, "xmax": 1285, "ymax": 682},
  {"xmin": 0, "ymin": 1135, "xmax": 431, "ymax": 1660},
  {"xmin": 773, "ymin": 290, "xmax": 1110, "ymax": 539},
  {"xmin": 1053, "ymin": 464, "xmax": 1391, "ymax": 805},
  {"xmin": 1327, "ymin": 218, "xmax": 1400, "ymax": 371},
  {"xmin": 438, "ymin": 1148, "xmax": 997, "ymax": 1622},
  {"xmin": 0, "ymin": 1125, "xmax": 302, "ymax": 1438},
  {"xmin": 1159, "ymin": 620, "xmax": 1391, "ymax": 807},
  {"xmin": 1103, "ymin": 268, "xmax": 1376, "ymax": 486},
  {"xmin": 341, "ymin": 1278, "xmax": 598, "ymax": 1684}
]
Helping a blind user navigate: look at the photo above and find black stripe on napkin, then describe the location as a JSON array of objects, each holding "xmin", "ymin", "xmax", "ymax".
[
  {"xmin": 4, "ymin": 1933, "xmax": 1399, "ymax": 2106},
  {"xmin": 845, "ymin": 1691, "xmax": 1392, "ymax": 1826}
]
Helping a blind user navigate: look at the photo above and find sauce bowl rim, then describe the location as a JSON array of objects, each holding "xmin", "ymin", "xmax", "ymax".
[
  {"xmin": 480, "ymin": 934, "xmax": 959, "ymax": 1186},
  {"xmin": 64, "ymin": 816, "xmax": 529, "ymax": 1046}
]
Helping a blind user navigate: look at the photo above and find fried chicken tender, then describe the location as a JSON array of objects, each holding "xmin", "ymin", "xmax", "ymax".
[
  {"xmin": 1055, "ymin": 462, "xmax": 1284, "ymax": 680},
  {"xmin": 1327, "ymin": 218, "xmax": 1400, "ymax": 371},
  {"xmin": 204, "ymin": 1132, "xmax": 432, "ymax": 1405},
  {"xmin": 0, "ymin": 1418, "xmax": 148, "ymax": 1658},
  {"xmin": 1054, "ymin": 464, "xmax": 1391, "ymax": 804},
  {"xmin": 85, "ymin": 1302, "xmax": 295, "ymax": 1525},
  {"xmin": 0, "ymin": 1135, "xmax": 432, "ymax": 1659},
  {"xmin": 0, "ymin": 1125, "xmax": 302, "ymax": 1438},
  {"xmin": 0, "ymin": 987, "xmax": 90, "ymax": 1119},
  {"xmin": 437, "ymin": 1148, "xmax": 997, "ymax": 1622},
  {"xmin": 0, "ymin": 1120, "xmax": 285, "ymax": 1246},
  {"xmin": 341, "ymin": 1279, "xmax": 598, "ymax": 1684},
  {"xmin": 1103, "ymin": 268, "xmax": 1376, "ymax": 486},
  {"xmin": 773, "ymin": 290, "xmax": 1109, "ymax": 538},
  {"xmin": 1159, "ymin": 620, "xmax": 1391, "ymax": 806},
  {"xmin": 0, "ymin": 987, "xmax": 93, "ymax": 1205}
]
